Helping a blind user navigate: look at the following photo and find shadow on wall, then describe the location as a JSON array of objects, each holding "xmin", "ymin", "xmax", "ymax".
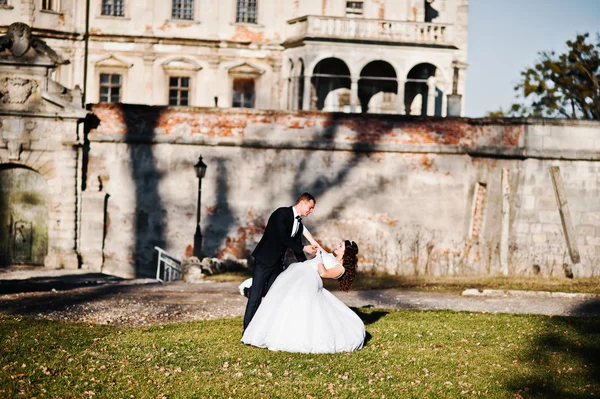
[
  {"xmin": 503, "ymin": 299, "xmax": 600, "ymax": 397},
  {"xmin": 120, "ymin": 104, "xmax": 167, "ymax": 278},
  {"xmin": 204, "ymin": 157, "xmax": 235, "ymax": 257}
]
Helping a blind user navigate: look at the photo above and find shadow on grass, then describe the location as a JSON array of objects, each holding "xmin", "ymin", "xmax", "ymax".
[
  {"xmin": 0, "ymin": 273, "xmax": 125, "ymax": 295},
  {"xmin": 350, "ymin": 307, "xmax": 389, "ymax": 325},
  {"xmin": 0, "ymin": 276, "xmax": 159, "ymax": 316},
  {"xmin": 351, "ymin": 307, "xmax": 389, "ymax": 347},
  {"xmin": 504, "ymin": 299, "xmax": 600, "ymax": 398}
]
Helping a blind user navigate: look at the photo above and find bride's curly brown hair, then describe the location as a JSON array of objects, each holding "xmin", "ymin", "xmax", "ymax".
[{"xmin": 338, "ymin": 240, "xmax": 359, "ymax": 292}]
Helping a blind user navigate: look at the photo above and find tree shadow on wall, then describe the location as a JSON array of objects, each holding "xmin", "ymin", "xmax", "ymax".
[
  {"xmin": 120, "ymin": 104, "xmax": 167, "ymax": 278},
  {"xmin": 502, "ymin": 299, "xmax": 600, "ymax": 398},
  {"xmin": 204, "ymin": 157, "xmax": 235, "ymax": 258}
]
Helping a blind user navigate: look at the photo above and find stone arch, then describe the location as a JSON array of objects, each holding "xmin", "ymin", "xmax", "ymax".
[
  {"xmin": 0, "ymin": 164, "xmax": 49, "ymax": 266},
  {"xmin": 311, "ymin": 57, "xmax": 352, "ymax": 111},
  {"xmin": 405, "ymin": 62, "xmax": 444, "ymax": 116},
  {"xmin": 359, "ymin": 60, "xmax": 398, "ymax": 114}
]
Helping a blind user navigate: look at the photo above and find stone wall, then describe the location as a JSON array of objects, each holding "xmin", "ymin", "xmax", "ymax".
[{"xmin": 84, "ymin": 104, "xmax": 600, "ymax": 278}]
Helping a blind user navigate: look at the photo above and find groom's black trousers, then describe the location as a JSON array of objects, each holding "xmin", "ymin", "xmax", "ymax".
[{"xmin": 243, "ymin": 257, "xmax": 283, "ymax": 330}]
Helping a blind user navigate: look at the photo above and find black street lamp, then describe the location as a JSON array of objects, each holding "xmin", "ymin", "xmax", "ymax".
[{"xmin": 193, "ymin": 156, "xmax": 207, "ymax": 258}]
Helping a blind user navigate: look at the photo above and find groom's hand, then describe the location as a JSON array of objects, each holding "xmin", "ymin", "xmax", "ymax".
[{"xmin": 303, "ymin": 245, "xmax": 317, "ymax": 255}]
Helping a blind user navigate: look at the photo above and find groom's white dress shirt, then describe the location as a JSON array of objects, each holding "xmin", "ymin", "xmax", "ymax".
[{"xmin": 292, "ymin": 206, "xmax": 300, "ymax": 237}]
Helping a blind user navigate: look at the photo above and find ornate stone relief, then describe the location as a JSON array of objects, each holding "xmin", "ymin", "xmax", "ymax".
[
  {"xmin": 0, "ymin": 77, "xmax": 39, "ymax": 104},
  {"xmin": 0, "ymin": 118, "xmax": 37, "ymax": 161}
]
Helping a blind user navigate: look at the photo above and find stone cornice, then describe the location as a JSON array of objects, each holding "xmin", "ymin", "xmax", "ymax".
[
  {"xmin": 84, "ymin": 134, "xmax": 600, "ymax": 161},
  {"xmin": 0, "ymin": 26, "xmax": 83, "ymax": 41},
  {"xmin": 89, "ymin": 34, "xmax": 284, "ymax": 51}
]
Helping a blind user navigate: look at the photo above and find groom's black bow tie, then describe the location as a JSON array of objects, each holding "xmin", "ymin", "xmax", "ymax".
[{"xmin": 295, "ymin": 216, "xmax": 302, "ymax": 223}]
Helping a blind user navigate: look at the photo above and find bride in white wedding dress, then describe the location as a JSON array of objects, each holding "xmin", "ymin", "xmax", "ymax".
[{"xmin": 242, "ymin": 239, "xmax": 365, "ymax": 354}]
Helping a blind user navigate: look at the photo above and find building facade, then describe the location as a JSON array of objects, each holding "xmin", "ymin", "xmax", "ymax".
[{"xmin": 1, "ymin": 0, "xmax": 469, "ymax": 115}]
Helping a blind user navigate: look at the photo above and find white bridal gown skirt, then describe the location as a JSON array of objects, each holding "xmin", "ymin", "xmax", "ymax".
[{"xmin": 242, "ymin": 259, "xmax": 366, "ymax": 354}]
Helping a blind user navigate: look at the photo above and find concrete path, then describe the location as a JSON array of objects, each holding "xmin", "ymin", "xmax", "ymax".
[{"xmin": 0, "ymin": 269, "xmax": 599, "ymax": 327}]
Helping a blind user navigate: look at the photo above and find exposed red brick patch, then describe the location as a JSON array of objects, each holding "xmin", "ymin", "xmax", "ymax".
[
  {"xmin": 216, "ymin": 209, "xmax": 266, "ymax": 259},
  {"xmin": 90, "ymin": 27, "xmax": 102, "ymax": 34},
  {"xmin": 231, "ymin": 26, "xmax": 268, "ymax": 43},
  {"xmin": 379, "ymin": 214, "xmax": 398, "ymax": 227}
]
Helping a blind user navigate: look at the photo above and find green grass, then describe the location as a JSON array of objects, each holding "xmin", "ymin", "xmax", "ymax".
[
  {"xmin": 1, "ymin": 310, "xmax": 599, "ymax": 398},
  {"xmin": 208, "ymin": 271, "xmax": 600, "ymax": 294}
]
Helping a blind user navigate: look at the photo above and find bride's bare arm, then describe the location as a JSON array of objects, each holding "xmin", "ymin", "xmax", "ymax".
[
  {"xmin": 303, "ymin": 228, "xmax": 324, "ymax": 252},
  {"xmin": 317, "ymin": 262, "xmax": 345, "ymax": 279}
]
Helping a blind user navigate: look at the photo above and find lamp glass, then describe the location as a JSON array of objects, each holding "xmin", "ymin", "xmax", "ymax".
[{"xmin": 194, "ymin": 157, "xmax": 207, "ymax": 179}]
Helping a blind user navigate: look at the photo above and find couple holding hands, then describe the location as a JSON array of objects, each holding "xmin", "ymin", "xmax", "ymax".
[{"xmin": 242, "ymin": 193, "xmax": 365, "ymax": 354}]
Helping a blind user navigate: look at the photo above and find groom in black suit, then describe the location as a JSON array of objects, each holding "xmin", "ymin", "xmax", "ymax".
[{"xmin": 243, "ymin": 192, "xmax": 317, "ymax": 330}]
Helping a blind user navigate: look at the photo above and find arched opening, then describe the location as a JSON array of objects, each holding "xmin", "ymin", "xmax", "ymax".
[
  {"xmin": 311, "ymin": 58, "xmax": 351, "ymax": 111},
  {"xmin": 405, "ymin": 63, "xmax": 443, "ymax": 116},
  {"xmin": 297, "ymin": 60, "xmax": 305, "ymax": 111},
  {"xmin": 0, "ymin": 165, "xmax": 48, "ymax": 266},
  {"xmin": 359, "ymin": 61, "xmax": 398, "ymax": 114}
]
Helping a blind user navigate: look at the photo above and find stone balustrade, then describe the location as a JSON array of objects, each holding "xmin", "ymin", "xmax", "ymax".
[{"xmin": 286, "ymin": 15, "xmax": 453, "ymax": 46}]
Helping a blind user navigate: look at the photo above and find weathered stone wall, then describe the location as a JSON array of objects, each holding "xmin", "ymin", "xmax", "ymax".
[{"xmin": 84, "ymin": 104, "xmax": 600, "ymax": 278}]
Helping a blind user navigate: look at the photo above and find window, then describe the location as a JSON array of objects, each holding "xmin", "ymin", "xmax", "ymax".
[
  {"xmin": 41, "ymin": 0, "xmax": 59, "ymax": 11},
  {"xmin": 0, "ymin": 0, "xmax": 8, "ymax": 5},
  {"xmin": 172, "ymin": 0, "xmax": 194, "ymax": 20},
  {"xmin": 232, "ymin": 78, "xmax": 255, "ymax": 108},
  {"xmin": 99, "ymin": 73, "xmax": 122, "ymax": 103},
  {"xmin": 168, "ymin": 77, "xmax": 190, "ymax": 106},
  {"xmin": 236, "ymin": 0, "xmax": 257, "ymax": 24},
  {"xmin": 345, "ymin": 1, "xmax": 363, "ymax": 17},
  {"xmin": 101, "ymin": 0, "xmax": 124, "ymax": 16}
]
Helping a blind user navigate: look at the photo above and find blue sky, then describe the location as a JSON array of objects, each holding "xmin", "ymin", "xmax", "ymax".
[{"xmin": 465, "ymin": 0, "xmax": 600, "ymax": 117}]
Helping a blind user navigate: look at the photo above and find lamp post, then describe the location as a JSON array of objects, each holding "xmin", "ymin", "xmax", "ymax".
[{"xmin": 193, "ymin": 156, "xmax": 207, "ymax": 258}]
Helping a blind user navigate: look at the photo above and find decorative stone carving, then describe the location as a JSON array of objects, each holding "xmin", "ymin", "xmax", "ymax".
[
  {"xmin": 7, "ymin": 140, "xmax": 22, "ymax": 160},
  {"xmin": 0, "ymin": 22, "xmax": 69, "ymax": 65},
  {"xmin": 0, "ymin": 77, "xmax": 39, "ymax": 104}
]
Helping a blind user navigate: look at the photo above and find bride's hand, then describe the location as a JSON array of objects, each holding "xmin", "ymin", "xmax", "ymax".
[{"xmin": 303, "ymin": 245, "xmax": 318, "ymax": 255}]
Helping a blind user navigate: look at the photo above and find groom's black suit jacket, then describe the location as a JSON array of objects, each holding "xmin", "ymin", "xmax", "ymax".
[{"xmin": 252, "ymin": 206, "xmax": 307, "ymax": 267}]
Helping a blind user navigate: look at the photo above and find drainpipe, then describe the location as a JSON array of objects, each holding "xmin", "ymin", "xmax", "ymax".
[{"xmin": 82, "ymin": 0, "xmax": 90, "ymax": 106}]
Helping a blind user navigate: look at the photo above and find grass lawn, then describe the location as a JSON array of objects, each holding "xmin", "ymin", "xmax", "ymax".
[
  {"xmin": 208, "ymin": 271, "xmax": 600, "ymax": 294},
  {"xmin": 1, "ymin": 310, "xmax": 599, "ymax": 398}
]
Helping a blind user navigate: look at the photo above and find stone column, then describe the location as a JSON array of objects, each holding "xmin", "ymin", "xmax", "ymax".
[
  {"xmin": 426, "ymin": 76, "xmax": 436, "ymax": 116},
  {"xmin": 302, "ymin": 75, "xmax": 312, "ymax": 111},
  {"xmin": 350, "ymin": 77, "xmax": 359, "ymax": 113},
  {"xmin": 80, "ymin": 188, "xmax": 108, "ymax": 272},
  {"xmin": 396, "ymin": 79, "xmax": 405, "ymax": 115},
  {"xmin": 143, "ymin": 55, "xmax": 156, "ymax": 105}
]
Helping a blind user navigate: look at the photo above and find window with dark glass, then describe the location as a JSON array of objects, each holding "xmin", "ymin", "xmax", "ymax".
[
  {"xmin": 232, "ymin": 78, "xmax": 255, "ymax": 108},
  {"xmin": 101, "ymin": 0, "xmax": 124, "ymax": 16},
  {"xmin": 236, "ymin": 0, "xmax": 257, "ymax": 24},
  {"xmin": 345, "ymin": 1, "xmax": 363, "ymax": 16},
  {"xmin": 168, "ymin": 77, "xmax": 190, "ymax": 106},
  {"xmin": 99, "ymin": 73, "xmax": 122, "ymax": 103},
  {"xmin": 41, "ymin": 0, "xmax": 58, "ymax": 11},
  {"xmin": 172, "ymin": 0, "xmax": 194, "ymax": 20}
]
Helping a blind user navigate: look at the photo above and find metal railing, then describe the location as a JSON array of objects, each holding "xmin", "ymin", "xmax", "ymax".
[{"xmin": 154, "ymin": 246, "xmax": 182, "ymax": 283}]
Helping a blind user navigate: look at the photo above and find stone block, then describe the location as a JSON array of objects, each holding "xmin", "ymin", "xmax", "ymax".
[
  {"xmin": 530, "ymin": 224, "xmax": 542, "ymax": 233},
  {"xmin": 538, "ymin": 211, "xmax": 560, "ymax": 224},
  {"xmin": 515, "ymin": 224, "xmax": 530, "ymax": 234},
  {"xmin": 542, "ymin": 224, "xmax": 561, "ymax": 233},
  {"xmin": 576, "ymin": 225, "xmax": 596, "ymax": 236},
  {"xmin": 523, "ymin": 195, "xmax": 536, "ymax": 210},
  {"xmin": 535, "ymin": 197, "xmax": 557, "ymax": 211},
  {"xmin": 526, "ymin": 135, "xmax": 544, "ymax": 149},
  {"xmin": 532, "ymin": 234, "xmax": 548, "ymax": 244},
  {"xmin": 581, "ymin": 212, "xmax": 600, "ymax": 225},
  {"xmin": 586, "ymin": 236, "xmax": 600, "ymax": 246}
]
